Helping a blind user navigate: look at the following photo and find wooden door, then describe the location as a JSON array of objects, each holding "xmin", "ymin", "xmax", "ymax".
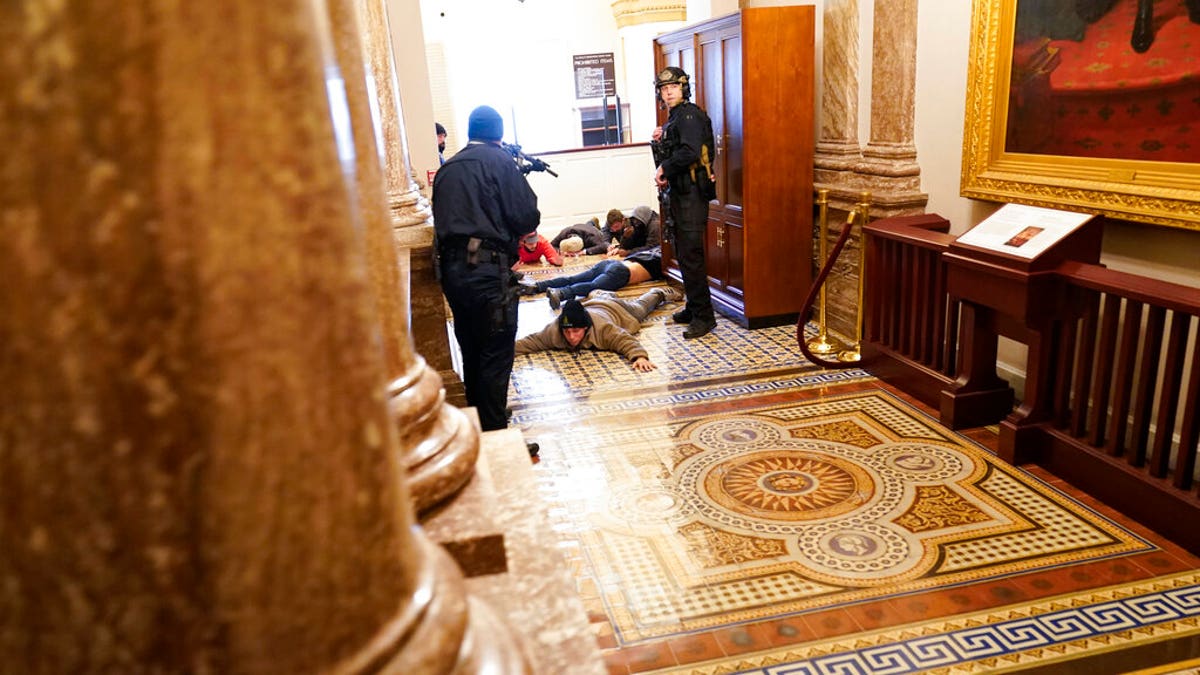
[{"xmin": 698, "ymin": 23, "xmax": 744, "ymax": 299}]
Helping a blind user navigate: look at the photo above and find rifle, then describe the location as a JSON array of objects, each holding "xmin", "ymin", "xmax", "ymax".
[
  {"xmin": 650, "ymin": 138, "xmax": 676, "ymax": 245},
  {"xmin": 501, "ymin": 142, "xmax": 558, "ymax": 177}
]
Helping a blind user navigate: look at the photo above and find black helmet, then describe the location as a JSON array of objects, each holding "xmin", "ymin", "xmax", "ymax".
[{"xmin": 654, "ymin": 66, "xmax": 691, "ymax": 101}]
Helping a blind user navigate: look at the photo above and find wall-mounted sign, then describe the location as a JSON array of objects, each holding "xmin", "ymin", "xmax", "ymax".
[{"xmin": 573, "ymin": 52, "xmax": 615, "ymax": 99}]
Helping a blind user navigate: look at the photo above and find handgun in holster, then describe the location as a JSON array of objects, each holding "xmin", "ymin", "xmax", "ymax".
[
  {"xmin": 466, "ymin": 237, "xmax": 482, "ymax": 267},
  {"xmin": 490, "ymin": 268, "xmax": 521, "ymax": 333}
]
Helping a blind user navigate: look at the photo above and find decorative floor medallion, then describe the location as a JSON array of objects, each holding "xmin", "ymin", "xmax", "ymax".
[{"xmin": 530, "ymin": 391, "xmax": 1151, "ymax": 642}]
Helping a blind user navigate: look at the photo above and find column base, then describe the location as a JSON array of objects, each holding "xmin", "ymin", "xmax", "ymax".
[
  {"xmin": 390, "ymin": 363, "xmax": 480, "ymax": 515},
  {"xmin": 422, "ymin": 427, "xmax": 605, "ymax": 674},
  {"xmin": 336, "ymin": 531, "xmax": 533, "ymax": 674}
]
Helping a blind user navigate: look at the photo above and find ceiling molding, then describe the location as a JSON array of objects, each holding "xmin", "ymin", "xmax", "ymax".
[{"xmin": 611, "ymin": 0, "xmax": 686, "ymax": 29}]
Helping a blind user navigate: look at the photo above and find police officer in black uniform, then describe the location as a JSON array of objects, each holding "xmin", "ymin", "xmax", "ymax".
[
  {"xmin": 433, "ymin": 105, "xmax": 541, "ymax": 454},
  {"xmin": 652, "ymin": 67, "xmax": 717, "ymax": 339}
]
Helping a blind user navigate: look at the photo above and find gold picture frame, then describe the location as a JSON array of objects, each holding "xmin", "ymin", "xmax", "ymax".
[{"xmin": 960, "ymin": 0, "xmax": 1200, "ymax": 232}]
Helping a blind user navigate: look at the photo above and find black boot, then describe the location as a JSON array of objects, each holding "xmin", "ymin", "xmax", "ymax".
[
  {"xmin": 672, "ymin": 307, "xmax": 693, "ymax": 324},
  {"xmin": 683, "ymin": 317, "xmax": 716, "ymax": 340}
]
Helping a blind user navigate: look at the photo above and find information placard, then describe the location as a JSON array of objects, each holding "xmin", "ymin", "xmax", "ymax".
[
  {"xmin": 955, "ymin": 204, "xmax": 1095, "ymax": 259},
  {"xmin": 573, "ymin": 52, "xmax": 615, "ymax": 99}
]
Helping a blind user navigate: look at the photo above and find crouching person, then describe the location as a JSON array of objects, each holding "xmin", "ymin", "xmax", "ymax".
[{"xmin": 515, "ymin": 287, "xmax": 683, "ymax": 372}]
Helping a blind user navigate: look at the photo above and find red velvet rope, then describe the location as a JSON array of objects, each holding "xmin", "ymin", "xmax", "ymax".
[{"xmin": 795, "ymin": 213, "xmax": 863, "ymax": 369}]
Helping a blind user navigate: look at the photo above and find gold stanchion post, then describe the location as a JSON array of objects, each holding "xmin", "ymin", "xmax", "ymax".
[
  {"xmin": 807, "ymin": 189, "xmax": 839, "ymax": 354},
  {"xmin": 838, "ymin": 192, "xmax": 872, "ymax": 363}
]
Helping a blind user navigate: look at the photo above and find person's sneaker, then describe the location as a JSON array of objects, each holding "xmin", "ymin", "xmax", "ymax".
[
  {"xmin": 546, "ymin": 287, "xmax": 563, "ymax": 310},
  {"xmin": 672, "ymin": 307, "xmax": 693, "ymax": 324},
  {"xmin": 516, "ymin": 282, "xmax": 540, "ymax": 297},
  {"xmin": 658, "ymin": 286, "xmax": 685, "ymax": 303},
  {"xmin": 589, "ymin": 289, "xmax": 619, "ymax": 300},
  {"xmin": 683, "ymin": 318, "xmax": 717, "ymax": 340},
  {"xmin": 526, "ymin": 442, "xmax": 540, "ymax": 457}
]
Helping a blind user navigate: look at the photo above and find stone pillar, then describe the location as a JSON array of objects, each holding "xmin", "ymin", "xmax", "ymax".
[
  {"xmin": 814, "ymin": 0, "xmax": 865, "ymax": 210},
  {"xmin": 0, "ymin": 2, "xmax": 527, "ymax": 672},
  {"xmin": 854, "ymin": 0, "xmax": 928, "ymax": 216},
  {"xmin": 360, "ymin": 0, "xmax": 465, "ymax": 407},
  {"xmin": 333, "ymin": 0, "xmax": 480, "ymax": 513}
]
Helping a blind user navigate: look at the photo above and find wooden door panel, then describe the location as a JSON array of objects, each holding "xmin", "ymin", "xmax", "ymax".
[
  {"xmin": 726, "ymin": 221, "xmax": 745, "ymax": 296},
  {"xmin": 722, "ymin": 36, "xmax": 743, "ymax": 210},
  {"xmin": 700, "ymin": 39, "xmax": 724, "ymax": 201},
  {"xmin": 705, "ymin": 217, "xmax": 726, "ymax": 287}
]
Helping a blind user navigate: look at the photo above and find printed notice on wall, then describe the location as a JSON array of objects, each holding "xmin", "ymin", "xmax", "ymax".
[
  {"xmin": 955, "ymin": 204, "xmax": 1095, "ymax": 259},
  {"xmin": 573, "ymin": 52, "xmax": 616, "ymax": 99}
]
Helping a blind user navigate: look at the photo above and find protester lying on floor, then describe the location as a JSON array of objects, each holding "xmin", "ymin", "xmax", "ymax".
[
  {"xmin": 511, "ymin": 231, "xmax": 562, "ymax": 270},
  {"xmin": 515, "ymin": 287, "xmax": 683, "ymax": 372},
  {"xmin": 610, "ymin": 205, "xmax": 660, "ymax": 257},
  {"xmin": 550, "ymin": 217, "xmax": 608, "ymax": 257},
  {"xmin": 604, "ymin": 206, "xmax": 662, "ymax": 255},
  {"xmin": 518, "ymin": 247, "xmax": 665, "ymax": 309}
]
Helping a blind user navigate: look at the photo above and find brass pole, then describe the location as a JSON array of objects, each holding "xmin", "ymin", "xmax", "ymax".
[
  {"xmin": 807, "ymin": 189, "xmax": 838, "ymax": 354},
  {"xmin": 838, "ymin": 191, "xmax": 872, "ymax": 363}
]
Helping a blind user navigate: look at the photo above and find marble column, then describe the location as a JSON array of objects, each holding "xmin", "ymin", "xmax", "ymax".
[
  {"xmin": 333, "ymin": 0, "xmax": 480, "ymax": 513},
  {"xmin": 814, "ymin": 0, "xmax": 865, "ymax": 210},
  {"xmin": 360, "ymin": 0, "xmax": 465, "ymax": 407},
  {"xmin": 854, "ymin": 0, "xmax": 928, "ymax": 216},
  {"xmin": 0, "ymin": 1, "xmax": 527, "ymax": 672}
]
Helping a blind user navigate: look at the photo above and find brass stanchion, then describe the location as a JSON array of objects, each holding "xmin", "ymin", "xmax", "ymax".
[
  {"xmin": 807, "ymin": 189, "xmax": 839, "ymax": 355},
  {"xmin": 838, "ymin": 192, "xmax": 872, "ymax": 363}
]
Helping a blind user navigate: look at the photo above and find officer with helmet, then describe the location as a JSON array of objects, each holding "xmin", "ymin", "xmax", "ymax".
[
  {"xmin": 651, "ymin": 66, "xmax": 717, "ymax": 340},
  {"xmin": 433, "ymin": 105, "xmax": 541, "ymax": 455}
]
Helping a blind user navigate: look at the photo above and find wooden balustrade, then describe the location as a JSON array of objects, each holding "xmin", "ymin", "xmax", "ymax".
[
  {"xmin": 862, "ymin": 215, "xmax": 959, "ymax": 405},
  {"xmin": 862, "ymin": 216, "xmax": 1200, "ymax": 555}
]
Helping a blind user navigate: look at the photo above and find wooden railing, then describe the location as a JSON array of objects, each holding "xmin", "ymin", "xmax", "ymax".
[
  {"xmin": 862, "ymin": 215, "xmax": 1200, "ymax": 555},
  {"xmin": 861, "ymin": 215, "xmax": 959, "ymax": 406}
]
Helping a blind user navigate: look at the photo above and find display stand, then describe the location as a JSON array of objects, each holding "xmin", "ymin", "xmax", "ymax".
[{"xmin": 939, "ymin": 205, "xmax": 1101, "ymax": 464}]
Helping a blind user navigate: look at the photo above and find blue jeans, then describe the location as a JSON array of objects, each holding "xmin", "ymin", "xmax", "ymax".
[{"xmin": 536, "ymin": 259, "xmax": 631, "ymax": 302}]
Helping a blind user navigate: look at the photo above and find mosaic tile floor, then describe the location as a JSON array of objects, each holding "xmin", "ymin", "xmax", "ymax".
[{"xmin": 504, "ymin": 266, "xmax": 1200, "ymax": 674}]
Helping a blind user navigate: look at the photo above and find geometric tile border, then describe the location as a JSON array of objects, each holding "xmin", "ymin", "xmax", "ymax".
[{"xmin": 652, "ymin": 573, "xmax": 1200, "ymax": 674}]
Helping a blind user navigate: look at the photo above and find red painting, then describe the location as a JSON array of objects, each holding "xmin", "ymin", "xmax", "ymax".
[{"xmin": 1006, "ymin": 0, "xmax": 1200, "ymax": 162}]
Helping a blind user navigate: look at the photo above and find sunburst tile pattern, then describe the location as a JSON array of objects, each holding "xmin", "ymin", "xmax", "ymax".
[{"xmin": 521, "ymin": 390, "xmax": 1151, "ymax": 644}]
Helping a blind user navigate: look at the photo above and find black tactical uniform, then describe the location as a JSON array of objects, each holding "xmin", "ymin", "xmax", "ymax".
[
  {"xmin": 654, "ymin": 67, "xmax": 716, "ymax": 339},
  {"xmin": 433, "ymin": 106, "xmax": 539, "ymax": 433}
]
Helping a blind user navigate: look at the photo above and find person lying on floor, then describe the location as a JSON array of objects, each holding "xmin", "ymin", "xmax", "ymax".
[
  {"xmin": 610, "ymin": 205, "xmax": 660, "ymax": 257},
  {"xmin": 515, "ymin": 288, "xmax": 683, "ymax": 372},
  {"xmin": 511, "ymin": 231, "xmax": 562, "ymax": 270},
  {"xmin": 518, "ymin": 246, "xmax": 664, "ymax": 309},
  {"xmin": 550, "ymin": 217, "xmax": 608, "ymax": 257}
]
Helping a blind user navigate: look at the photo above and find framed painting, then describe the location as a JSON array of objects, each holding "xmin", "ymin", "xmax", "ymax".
[{"xmin": 961, "ymin": 0, "xmax": 1200, "ymax": 231}]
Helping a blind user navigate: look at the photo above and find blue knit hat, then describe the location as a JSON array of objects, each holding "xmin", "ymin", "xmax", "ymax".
[{"xmin": 467, "ymin": 105, "xmax": 503, "ymax": 142}]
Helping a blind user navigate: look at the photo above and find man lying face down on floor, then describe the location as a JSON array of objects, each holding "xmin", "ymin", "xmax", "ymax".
[
  {"xmin": 519, "ymin": 246, "xmax": 665, "ymax": 309},
  {"xmin": 515, "ymin": 286, "xmax": 683, "ymax": 372}
]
